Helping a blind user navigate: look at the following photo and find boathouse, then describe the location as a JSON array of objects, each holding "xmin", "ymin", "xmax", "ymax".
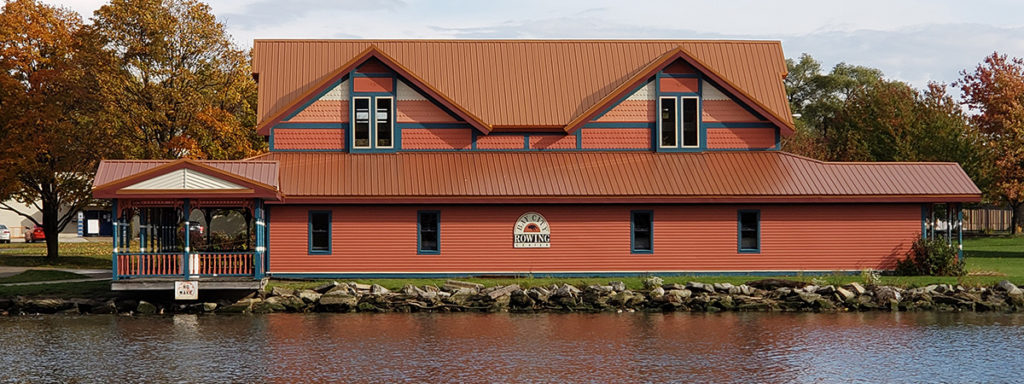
[{"xmin": 92, "ymin": 40, "xmax": 981, "ymax": 288}]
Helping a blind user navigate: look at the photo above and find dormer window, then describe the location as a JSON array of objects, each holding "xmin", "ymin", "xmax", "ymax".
[
  {"xmin": 658, "ymin": 96, "xmax": 700, "ymax": 149},
  {"xmin": 353, "ymin": 97, "xmax": 371, "ymax": 149},
  {"xmin": 351, "ymin": 96, "xmax": 394, "ymax": 150},
  {"xmin": 376, "ymin": 97, "xmax": 393, "ymax": 148}
]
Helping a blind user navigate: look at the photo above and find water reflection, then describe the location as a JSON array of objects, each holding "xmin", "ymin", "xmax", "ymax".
[{"xmin": 1, "ymin": 312, "xmax": 1023, "ymax": 383}]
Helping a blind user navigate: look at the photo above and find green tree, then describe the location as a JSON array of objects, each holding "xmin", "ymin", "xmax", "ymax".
[
  {"xmin": 0, "ymin": 0, "xmax": 115, "ymax": 259},
  {"xmin": 783, "ymin": 54, "xmax": 990, "ymax": 194},
  {"xmin": 89, "ymin": 0, "xmax": 264, "ymax": 160},
  {"xmin": 956, "ymin": 52, "xmax": 1024, "ymax": 233}
]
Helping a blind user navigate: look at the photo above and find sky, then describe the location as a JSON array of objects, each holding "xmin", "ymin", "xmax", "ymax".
[{"xmin": 49, "ymin": 0, "xmax": 1024, "ymax": 91}]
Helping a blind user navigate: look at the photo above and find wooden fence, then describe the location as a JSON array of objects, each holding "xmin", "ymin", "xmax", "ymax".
[{"xmin": 963, "ymin": 206, "xmax": 1013, "ymax": 233}]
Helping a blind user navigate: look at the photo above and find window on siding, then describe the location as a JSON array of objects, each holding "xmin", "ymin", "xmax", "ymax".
[
  {"xmin": 418, "ymin": 211, "xmax": 439, "ymax": 254},
  {"xmin": 309, "ymin": 211, "xmax": 331, "ymax": 253},
  {"xmin": 681, "ymin": 97, "xmax": 699, "ymax": 147},
  {"xmin": 738, "ymin": 210, "xmax": 760, "ymax": 252},
  {"xmin": 659, "ymin": 97, "xmax": 677, "ymax": 147},
  {"xmin": 375, "ymin": 97, "xmax": 393, "ymax": 148},
  {"xmin": 353, "ymin": 97, "xmax": 371, "ymax": 148},
  {"xmin": 631, "ymin": 210, "xmax": 653, "ymax": 253}
]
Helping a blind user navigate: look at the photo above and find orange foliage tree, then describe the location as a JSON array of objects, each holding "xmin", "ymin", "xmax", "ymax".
[
  {"xmin": 956, "ymin": 52, "xmax": 1024, "ymax": 233},
  {"xmin": 88, "ymin": 0, "xmax": 264, "ymax": 160},
  {"xmin": 0, "ymin": 0, "xmax": 116, "ymax": 258}
]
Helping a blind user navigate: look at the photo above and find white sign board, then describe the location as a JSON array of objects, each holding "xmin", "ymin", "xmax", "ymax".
[
  {"xmin": 513, "ymin": 212, "xmax": 551, "ymax": 248},
  {"xmin": 175, "ymin": 281, "xmax": 199, "ymax": 300},
  {"xmin": 87, "ymin": 219, "xmax": 100, "ymax": 235}
]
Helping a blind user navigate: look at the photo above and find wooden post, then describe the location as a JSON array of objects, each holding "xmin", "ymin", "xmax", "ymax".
[
  {"xmin": 183, "ymin": 199, "xmax": 191, "ymax": 280},
  {"xmin": 111, "ymin": 199, "xmax": 118, "ymax": 281}
]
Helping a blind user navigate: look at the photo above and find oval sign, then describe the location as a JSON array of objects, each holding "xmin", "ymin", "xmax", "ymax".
[{"xmin": 514, "ymin": 212, "xmax": 550, "ymax": 248}]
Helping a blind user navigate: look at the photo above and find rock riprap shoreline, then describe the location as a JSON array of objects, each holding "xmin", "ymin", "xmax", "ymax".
[{"xmin": 3, "ymin": 278, "xmax": 1024, "ymax": 316}]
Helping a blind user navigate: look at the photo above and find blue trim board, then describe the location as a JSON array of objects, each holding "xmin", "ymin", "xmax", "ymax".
[
  {"xmin": 698, "ymin": 79, "xmax": 707, "ymax": 150},
  {"xmin": 269, "ymin": 270, "xmax": 862, "ymax": 280},
  {"xmin": 591, "ymin": 80, "xmax": 652, "ymax": 121},
  {"xmin": 661, "ymin": 73, "xmax": 700, "ymax": 78},
  {"xmin": 417, "ymin": 210, "xmax": 441, "ymax": 255},
  {"xmin": 397, "ymin": 123, "xmax": 472, "ymax": 129},
  {"xmin": 283, "ymin": 75, "xmax": 349, "ymax": 121},
  {"xmin": 737, "ymin": 209, "xmax": 761, "ymax": 254},
  {"xmin": 702, "ymin": 122, "xmax": 776, "ymax": 129},
  {"xmin": 583, "ymin": 122, "xmax": 656, "ymax": 129},
  {"xmin": 630, "ymin": 210, "xmax": 653, "ymax": 254},
  {"xmin": 576, "ymin": 129, "xmax": 583, "ymax": 149},
  {"xmin": 307, "ymin": 210, "xmax": 332, "ymax": 255},
  {"xmin": 274, "ymin": 123, "xmax": 347, "ymax": 129}
]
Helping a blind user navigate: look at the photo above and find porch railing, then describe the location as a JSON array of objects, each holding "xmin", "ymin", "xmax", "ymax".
[{"xmin": 116, "ymin": 252, "xmax": 254, "ymax": 279}]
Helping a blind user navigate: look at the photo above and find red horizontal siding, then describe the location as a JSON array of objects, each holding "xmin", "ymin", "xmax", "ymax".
[
  {"xmin": 530, "ymin": 134, "xmax": 577, "ymax": 150},
  {"xmin": 286, "ymin": 100, "xmax": 347, "ymax": 123},
  {"xmin": 267, "ymin": 204, "xmax": 920, "ymax": 273},
  {"xmin": 353, "ymin": 77, "xmax": 393, "ymax": 93},
  {"xmin": 476, "ymin": 134, "xmax": 525, "ymax": 149},
  {"xmin": 706, "ymin": 127, "xmax": 776, "ymax": 149},
  {"xmin": 274, "ymin": 129, "xmax": 346, "ymax": 150},
  {"xmin": 659, "ymin": 77, "xmax": 699, "ymax": 93},
  {"xmin": 594, "ymin": 100, "xmax": 654, "ymax": 123},
  {"xmin": 402, "ymin": 128, "xmax": 472, "ymax": 150},
  {"xmin": 397, "ymin": 100, "xmax": 459, "ymax": 123},
  {"xmin": 581, "ymin": 128, "xmax": 650, "ymax": 149},
  {"xmin": 703, "ymin": 100, "xmax": 762, "ymax": 122}
]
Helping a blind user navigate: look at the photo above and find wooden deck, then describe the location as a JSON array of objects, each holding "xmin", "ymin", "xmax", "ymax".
[{"xmin": 111, "ymin": 276, "xmax": 267, "ymax": 291}]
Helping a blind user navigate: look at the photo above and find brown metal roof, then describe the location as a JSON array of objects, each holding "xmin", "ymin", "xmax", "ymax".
[
  {"xmin": 252, "ymin": 40, "xmax": 793, "ymax": 133},
  {"xmin": 94, "ymin": 160, "xmax": 280, "ymax": 189},
  {"xmin": 250, "ymin": 151, "xmax": 980, "ymax": 203}
]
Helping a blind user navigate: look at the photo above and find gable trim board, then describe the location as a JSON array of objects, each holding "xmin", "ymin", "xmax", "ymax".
[
  {"xmin": 93, "ymin": 159, "xmax": 281, "ymax": 200},
  {"xmin": 256, "ymin": 46, "xmax": 490, "ymax": 135}
]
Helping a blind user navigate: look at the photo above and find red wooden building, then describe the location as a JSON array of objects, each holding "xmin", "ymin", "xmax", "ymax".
[{"xmin": 93, "ymin": 40, "xmax": 981, "ymax": 287}]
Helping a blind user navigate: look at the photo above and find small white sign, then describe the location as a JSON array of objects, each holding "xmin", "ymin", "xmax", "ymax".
[
  {"xmin": 514, "ymin": 212, "xmax": 551, "ymax": 248},
  {"xmin": 87, "ymin": 219, "xmax": 100, "ymax": 234},
  {"xmin": 175, "ymin": 281, "xmax": 199, "ymax": 300}
]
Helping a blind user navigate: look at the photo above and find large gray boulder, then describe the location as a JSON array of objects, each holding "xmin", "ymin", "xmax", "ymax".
[{"xmin": 296, "ymin": 289, "xmax": 322, "ymax": 303}]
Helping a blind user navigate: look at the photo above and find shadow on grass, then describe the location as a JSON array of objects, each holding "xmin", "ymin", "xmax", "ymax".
[{"xmin": 0, "ymin": 256, "xmax": 110, "ymax": 269}]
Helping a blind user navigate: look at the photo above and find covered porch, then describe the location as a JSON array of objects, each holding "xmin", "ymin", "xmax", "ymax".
[{"xmin": 93, "ymin": 158, "xmax": 280, "ymax": 291}]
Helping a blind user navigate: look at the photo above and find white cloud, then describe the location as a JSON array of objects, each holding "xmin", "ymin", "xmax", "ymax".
[{"xmin": 43, "ymin": 0, "xmax": 1024, "ymax": 89}]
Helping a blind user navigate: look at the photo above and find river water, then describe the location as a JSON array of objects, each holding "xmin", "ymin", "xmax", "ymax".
[{"xmin": 1, "ymin": 312, "xmax": 1023, "ymax": 383}]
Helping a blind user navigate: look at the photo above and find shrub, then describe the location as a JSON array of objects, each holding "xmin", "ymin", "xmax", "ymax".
[{"xmin": 894, "ymin": 237, "xmax": 966, "ymax": 276}]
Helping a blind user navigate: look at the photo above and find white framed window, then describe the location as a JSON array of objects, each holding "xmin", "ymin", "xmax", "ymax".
[
  {"xmin": 375, "ymin": 97, "xmax": 394, "ymax": 148},
  {"xmin": 658, "ymin": 97, "xmax": 678, "ymax": 148},
  {"xmin": 681, "ymin": 96, "xmax": 699, "ymax": 148},
  {"xmin": 352, "ymin": 97, "xmax": 371, "ymax": 149}
]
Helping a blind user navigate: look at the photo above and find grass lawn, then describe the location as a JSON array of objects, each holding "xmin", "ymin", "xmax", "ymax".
[
  {"xmin": 0, "ymin": 280, "xmax": 113, "ymax": 299},
  {"xmin": 0, "ymin": 241, "xmax": 111, "ymax": 269},
  {"xmin": 1, "ymin": 235, "xmax": 1021, "ymax": 296},
  {"xmin": 0, "ymin": 270, "xmax": 87, "ymax": 284}
]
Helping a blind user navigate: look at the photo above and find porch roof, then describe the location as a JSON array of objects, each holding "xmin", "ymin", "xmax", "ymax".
[{"xmin": 93, "ymin": 159, "xmax": 281, "ymax": 200}]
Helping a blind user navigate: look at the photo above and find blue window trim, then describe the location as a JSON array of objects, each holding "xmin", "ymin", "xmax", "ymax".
[
  {"xmin": 737, "ymin": 209, "xmax": 761, "ymax": 254},
  {"xmin": 308, "ymin": 210, "xmax": 331, "ymax": 255},
  {"xmin": 417, "ymin": 210, "xmax": 441, "ymax": 255},
  {"xmin": 630, "ymin": 210, "xmax": 653, "ymax": 254}
]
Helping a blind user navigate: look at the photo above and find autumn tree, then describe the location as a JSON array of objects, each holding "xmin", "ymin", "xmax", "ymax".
[
  {"xmin": 956, "ymin": 52, "xmax": 1024, "ymax": 233},
  {"xmin": 784, "ymin": 54, "xmax": 990, "ymax": 192},
  {"xmin": 0, "ymin": 0, "xmax": 116, "ymax": 259},
  {"xmin": 89, "ymin": 0, "xmax": 264, "ymax": 160}
]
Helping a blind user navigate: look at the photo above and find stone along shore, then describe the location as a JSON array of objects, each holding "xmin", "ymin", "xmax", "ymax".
[{"xmin": 3, "ymin": 278, "xmax": 1024, "ymax": 315}]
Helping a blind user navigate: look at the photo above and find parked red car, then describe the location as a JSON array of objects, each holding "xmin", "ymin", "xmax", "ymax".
[{"xmin": 24, "ymin": 225, "xmax": 45, "ymax": 243}]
